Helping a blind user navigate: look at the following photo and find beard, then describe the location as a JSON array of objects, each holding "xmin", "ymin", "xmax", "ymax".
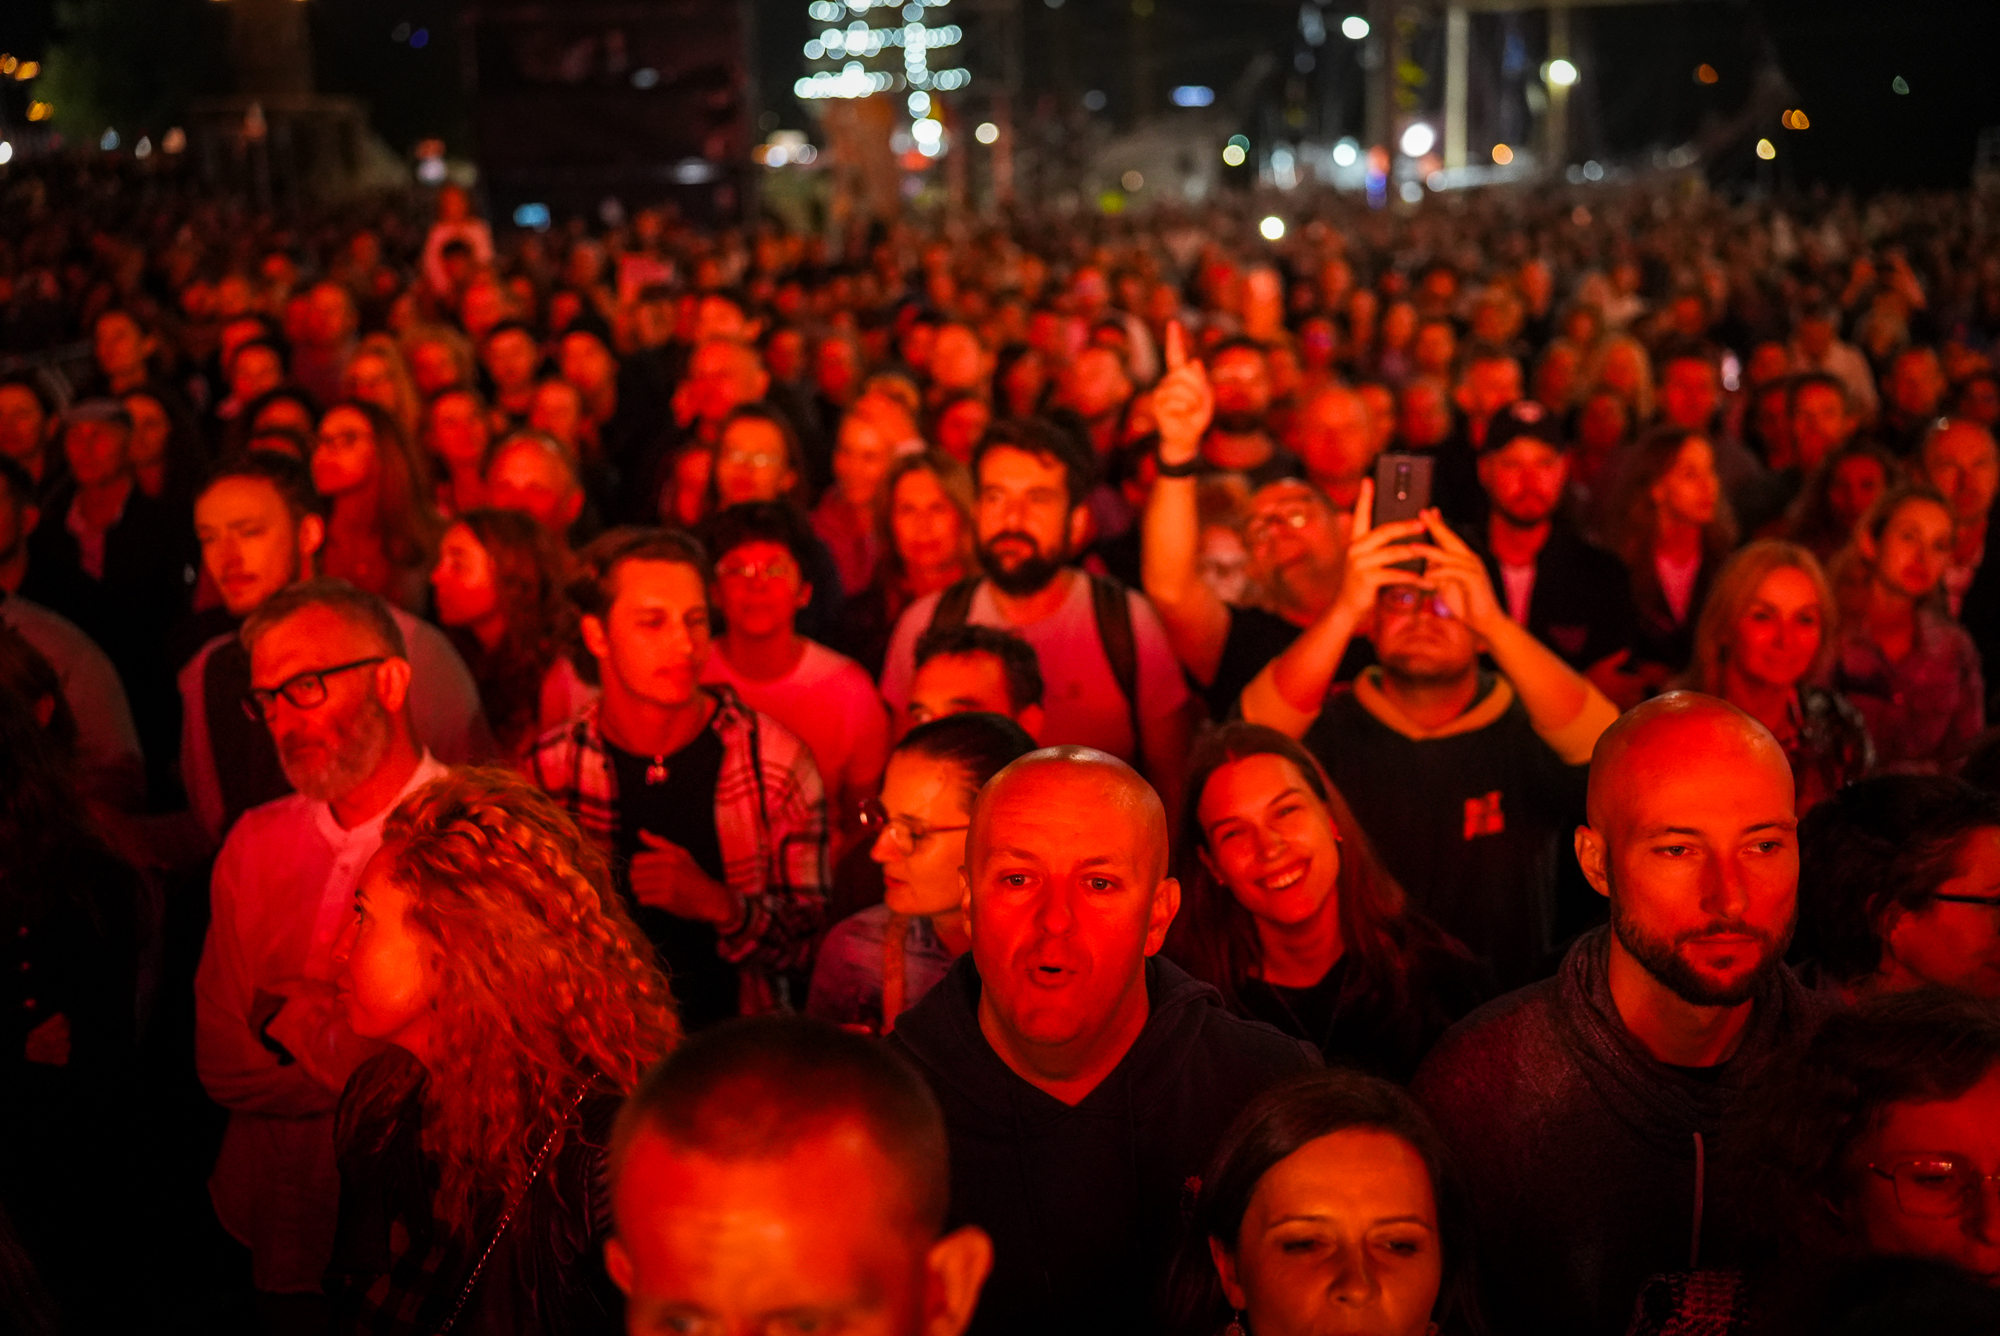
[
  {"xmin": 1213, "ymin": 408, "xmax": 1267, "ymax": 435},
  {"xmin": 1610, "ymin": 891, "xmax": 1795, "ymax": 1008},
  {"xmin": 278, "ymin": 693, "xmax": 395, "ymax": 802},
  {"xmin": 978, "ymin": 530, "xmax": 1067, "ymax": 596}
]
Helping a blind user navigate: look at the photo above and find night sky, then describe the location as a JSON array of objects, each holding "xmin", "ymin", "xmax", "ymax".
[{"xmin": 1, "ymin": 0, "xmax": 1996, "ymax": 192}]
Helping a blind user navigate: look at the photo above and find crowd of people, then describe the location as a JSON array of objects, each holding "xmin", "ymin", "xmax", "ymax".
[{"xmin": 6, "ymin": 157, "xmax": 2000, "ymax": 1335}]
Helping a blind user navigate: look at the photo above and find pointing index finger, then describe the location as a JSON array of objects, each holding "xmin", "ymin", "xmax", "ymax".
[{"xmin": 1165, "ymin": 319, "xmax": 1188, "ymax": 372}]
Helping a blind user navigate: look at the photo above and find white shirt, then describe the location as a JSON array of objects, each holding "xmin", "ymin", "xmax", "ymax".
[
  {"xmin": 0, "ymin": 593, "xmax": 145, "ymax": 807},
  {"xmin": 179, "ymin": 606, "xmax": 495, "ymax": 848},
  {"xmin": 878, "ymin": 572, "xmax": 1191, "ymax": 765},
  {"xmin": 194, "ymin": 751, "xmax": 449, "ymax": 1293},
  {"xmin": 703, "ymin": 638, "xmax": 890, "ymax": 806},
  {"xmin": 1656, "ymin": 549, "xmax": 1702, "ymax": 627},
  {"xmin": 1499, "ymin": 561, "xmax": 1538, "ymax": 627}
]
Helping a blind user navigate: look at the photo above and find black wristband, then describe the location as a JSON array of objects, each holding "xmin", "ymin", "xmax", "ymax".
[{"xmin": 1155, "ymin": 453, "xmax": 1204, "ymax": 478}]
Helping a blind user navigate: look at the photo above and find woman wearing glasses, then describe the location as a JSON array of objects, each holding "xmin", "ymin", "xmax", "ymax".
[
  {"xmin": 806, "ymin": 712, "xmax": 1036, "ymax": 1034},
  {"xmin": 1796, "ymin": 774, "xmax": 2000, "ymax": 1000},
  {"xmin": 1736, "ymin": 989, "xmax": 2000, "ymax": 1327}
]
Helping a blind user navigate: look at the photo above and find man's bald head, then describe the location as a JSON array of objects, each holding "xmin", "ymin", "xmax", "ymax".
[
  {"xmin": 969, "ymin": 746, "xmax": 1169, "ymax": 885},
  {"xmin": 1587, "ymin": 692, "xmax": 1791, "ymax": 839}
]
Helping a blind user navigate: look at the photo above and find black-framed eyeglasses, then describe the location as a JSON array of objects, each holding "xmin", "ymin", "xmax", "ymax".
[
  {"xmin": 1378, "ymin": 584, "xmax": 1455, "ymax": 619},
  {"xmin": 857, "ymin": 797, "xmax": 969, "ymax": 852},
  {"xmin": 1868, "ymin": 1157, "xmax": 2000, "ymax": 1219},
  {"xmin": 1932, "ymin": 893, "xmax": 2000, "ymax": 910},
  {"xmin": 1245, "ymin": 507, "xmax": 1314, "ymax": 540},
  {"xmin": 715, "ymin": 556, "xmax": 800, "ymax": 584},
  {"xmin": 243, "ymin": 657, "xmax": 388, "ymax": 721}
]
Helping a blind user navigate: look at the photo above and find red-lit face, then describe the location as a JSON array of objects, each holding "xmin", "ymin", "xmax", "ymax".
[
  {"xmin": 1479, "ymin": 437, "xmax": 1567, "ymax": 528},
  {"xmin": 529, "ymin": 380, "xmax": 585, "ymax": 447},
  {"xmin": 1197, "ymin": 754, "xmax": 1340, "ymax": 934},
  {"xmin": 1661, "ymin": 359, "xmax": 1721, "ymax": 431},
  {"xmin": 1924, "ymin": 424, "xmax": 2000, "ymax": 526},
  {"xmin": 1595, "ymin": 717, "xmax": 1798, "ymax": 1007},
  {"xmin": 333, "ymin": 852, "xmax": 436, "ymax": 1055},
  {"xmin": 875, "ymin": 750, "xmax": 975, "ymax": 919},
  {"xmin": 426, "ymin": 392, "xmax": 490, "ymax": 472},
  {"xmin": 966, "ymin": 764, "xmax": 1177, "ymax": 1055},
  {"xmin": 1868, "ymin": 498, "xmax": 1955, "ymax": 602},
  {"xmin": 1210, "ymin": 347, "xmax": 1273, "ymax": 427},
  {"xmin": 908, "ymin": 652, "xmax": 1020, "ymax": 732},
  {"xmin": 407, "ymin": 340, "xmax": 462, "ymax": 398},
  {"xmin": 935, "ymin": 398, "xmax": 990, "ymax": 464},
  {"xmin": 486, "ymin": 441, "xmax": 581, "ymax": 535},
  {"xmin": 1291, "ymin": 392, "xmax": 1375, "ymax": 485},
  {"xmin": 232, "ymin": 345, "xmax": 287, "ymax": 405},
  {"xmin": 1828, "ymin": 455, "xmax": 1889, "ymax": 534},
  {"xmin": 1397, "ymin": 384, "xmax": 1452, "ymax": 450},
  {"xmin": 1845, "ymin": 1069, "xmax": 2000, "ymax": 1282},
  {"xmin": 1881, "ymin": 828, "xmax": 2000, "ymax": 998},
  {"xmin": 483, "ymin": 329, "xmax": 541, "ymax": 394},
  {"xmin": 430, "ymin": 523, "xmax": 501, "ymax": 632},
  {"xmin": 714, "ymin": 419, "xmax": 796, "ymax": 506},
  {"xmin": 713, "ymin": 540, "xmax": 808, "ymax": 640},
  {"xmin": 1650, "ymin": 438, "xmax": 1719, "ymax": 529},
  {"xmin": 834, "ymin": 415, "xmax": 897, "ymax": 508},
  {"xmin": 558, "ymin": 333, "xmax": 617, "ymax": 396},
  {"xmin": 1215, "ymin": 1130, "xmax": 1444, "ymax": 1336},
  {"xmin": 312, "ymin": 407, "xmax": 381, "ymax": 499},
  {"xmin": 1245, "ymin": 481, "xmax": 1340, "ymax": 581},
  {"xmin": 248, "ymin": 606, "xmax": 398, "ymax": 802},
  {"xmin": 344, "ymin": 353, "xmax": 399, "ymax": 417},
  {"xmin": 64, "ymin": 420, "xmax": 131, "ymax": 490},
  {"xmin": 1726, "ymin": 566, "xmax": 1824, "ymax": 694},
  {"xmin": 975, "ymin": 446, "xmax": 1078, "ymax": 586},
  {"xmin": 0, "ymin": 384, "xmax": 50, "ymax": 466},
  {"xmin": 196, "ymin": 476, "xmax": 315, "ymax": 617},
  {"xmin": 582, "ymin": 558, "xmax": 711, "ymax": 712},
  {"xmin": 95, "ymin": 312, "xmax": 150, "ymax": 381},
  {"xmin": 1790, "ymin": 384, "xmax": 1853, "ymax": 470},
  {"xmin": 124, "ymin": 394, "xmax": 171, "ymax": 475},
  {"xmin": 1461, "ymin": 359, "xmax": 1521, "ymax": 420},
  {"xmin": 609, "ymin": 1124, "xmax": 958, "ymax": 1336},
  {"xmin": 891, "ymin": 467, "xmax": 964, "ymax": 576}
]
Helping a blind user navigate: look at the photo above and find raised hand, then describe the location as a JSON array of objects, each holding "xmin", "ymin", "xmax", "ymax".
[
  {"xmin": 1331, "ymin": 477, "xmax": 1438, "ymax": 622},
  {"xmin": 1415, "ymin": 508, "xmax": 1506, "ymax": 633},
  {"xmin": 1152, "ymin": 319, "xmax": 1213, "ymax": 466}
]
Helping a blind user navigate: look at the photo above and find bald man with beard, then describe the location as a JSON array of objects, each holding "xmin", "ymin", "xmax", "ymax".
[
  {"xmin": 889, "ymin": 747, "xmax": 1317, "ymax": 1336},
  {"xmin": 1411, "ymin": 693, "xmax": 1835, "ymax": 1336}
]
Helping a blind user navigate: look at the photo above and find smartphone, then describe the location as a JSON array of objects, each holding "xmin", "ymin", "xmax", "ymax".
[{"xmin": 1372, "ymin": 452, "xmax": 1435, "ymax": 527}]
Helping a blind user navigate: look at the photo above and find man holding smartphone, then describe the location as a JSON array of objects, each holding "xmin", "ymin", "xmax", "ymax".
[{"xmin": 1241, "ymin": 473, "xmax": 1619, "ymax": 986}]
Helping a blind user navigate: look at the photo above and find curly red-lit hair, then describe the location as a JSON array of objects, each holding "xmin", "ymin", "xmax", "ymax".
[{"xmin": 346, "ymin": 766, "xmax": 678, "ymax": 1232}]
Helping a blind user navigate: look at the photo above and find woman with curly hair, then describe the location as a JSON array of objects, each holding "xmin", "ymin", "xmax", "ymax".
[
  {"xmin": 327, "ymin": 766, "xmax": 678, "ymax": 1335},
  {"xmin": 1167, "ymin": 723, "xmax": 1490, "ymax": 1081},
  {"xmin": 431, "ymin": 508, "xmax": 595, "ymax": 755},
  {"xmin": 312, "ymin": 399, "xmax": 442, "ymax": 612}
]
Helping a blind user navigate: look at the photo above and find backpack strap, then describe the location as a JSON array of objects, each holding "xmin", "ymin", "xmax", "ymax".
[
  {"xmin": 925, "ymin": 577, "xmax": 982, "ymax": 636},
  {"xmin": 1088, "ymin": 573, "xmax": 1142, "ymax": 752}
]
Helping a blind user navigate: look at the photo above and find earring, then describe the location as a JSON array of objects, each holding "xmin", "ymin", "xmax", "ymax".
[{"xmin": 1225, "ymin": 1313, "xmax": 1247, "ymax": 1336}]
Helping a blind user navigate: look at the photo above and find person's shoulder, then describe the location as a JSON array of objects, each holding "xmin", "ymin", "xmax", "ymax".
[
  {"xmin": 797, "ymin": 638, "xmax": 878, "ymax": 692},
  {"xmin": 821, "ymin": 904, "xmax": 896, "ymax": 957},
  {"xmin": 218, "ymin": 791, "xmax": 318, "ymax": 858},
  {"xmin": 1409, "ymin": 977, "xmax": 1565, "ymax": 1104},
  {"xmin": 888, "ymin": 586, "xmax": 949, "ymax": 639},
  {"xmin": 718, "ymin": 688, "xmax": 817, "ymax": 767}
]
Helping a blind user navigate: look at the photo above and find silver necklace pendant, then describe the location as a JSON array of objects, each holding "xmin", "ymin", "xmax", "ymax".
[{"xmin": 645, "ymin": 756, "xmax": 669, "ymax": 785}]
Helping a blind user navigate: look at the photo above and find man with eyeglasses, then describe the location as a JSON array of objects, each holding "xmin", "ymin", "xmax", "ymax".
[
  {"xmin": 181, "ymin": 452, "xmax": 491, "ymax": 848},
  {"xmin": 194, "ymin": 577, "xmax": 450, "ymax": 1331},
  {"xmin": 1413, "ymin": 693, "xmax": 1830, "ymax": 1335},
  {"xmin": 701, "ymin": 501, "xmax": 890, "ymax": 861},
  {"xmin": 527, "ymin": 526, "xmax": 826, "ymax": 1030},
  {"xmin": 1144, "ymin": 323, "xmax": 1370, "ymax": 720},
  {"xmin": 1242, "ymin": 475, "xmax": 1617, "ymax": 987},
  {"xmin": 888, "ymin": 746, "xmax": 1317, "ymax": 1336}
]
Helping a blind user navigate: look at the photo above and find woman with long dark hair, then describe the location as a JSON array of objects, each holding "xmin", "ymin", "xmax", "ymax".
[
  {"xmin": 836, "ymin": 450, "xmax": 976, "ymax": 676},
  {"xmin": 312, "ymin": 399, "xmax": 442, "ymax": 612},
  {"xmin": 1168, "ymin": 723, "xmax": 1489, "ymax": 1080},
  {"xmin": 1167, "ymin": 1068, "xmax": 1487, "ymax": 1336},
  {"xmin": 327, "ymin": 767, "xmax": 678, "ymax": 1334},
  {"xmin": 430, "ymin": 508, "xmax": 593, "ymax": 755},
  {"xmin": 1614, "ymin": 425, "xmax": 1738, "ymax": 680}
]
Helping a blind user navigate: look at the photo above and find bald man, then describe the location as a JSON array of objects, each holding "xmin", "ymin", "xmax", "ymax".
[
  {"xmin": 1411, "ymin": 693, "xmax": 1834, "ymax": 1336},
  {"xmin": 888, "ymin": 747, "xmax": 1317, "ymax": 1336}
]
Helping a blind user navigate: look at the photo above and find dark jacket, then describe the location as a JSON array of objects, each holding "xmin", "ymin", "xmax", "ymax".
[
  {"xmin": 1474, "ymin": 522, "xmax": 1636, "ymax": 671},
  {"xmin": 328, "ymin": 1056, "xmax": 623, "ymax": 1336},
  {"xmin": 1410, "ymin": 927, "xmax": 1836, "ymax": 1336},
  {"xmin": 1956, "ymin": 511, "xmax": 2000, "ymax": 716},
  {"xmin": 889, "ymin": 954, "xmax": 1319, "ymax": 1336}
]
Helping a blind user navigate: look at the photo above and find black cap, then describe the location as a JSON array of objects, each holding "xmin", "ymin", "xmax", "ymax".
[{"xmin": 1480, "ymin": 398, "xmax": 1564, "ymax": 455}]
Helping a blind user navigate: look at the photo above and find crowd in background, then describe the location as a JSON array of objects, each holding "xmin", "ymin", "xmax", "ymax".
[{"xmin": 5, "ymin": 157, "xmax": 2000, "ymax": 1335}]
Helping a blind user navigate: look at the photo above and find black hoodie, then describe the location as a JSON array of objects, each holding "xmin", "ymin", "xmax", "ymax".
[{"xmin": 890, "ymin": 954, "xmax": 1319, "ymax": 1336}]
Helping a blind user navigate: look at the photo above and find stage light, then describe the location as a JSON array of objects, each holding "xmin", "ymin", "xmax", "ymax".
[
  {"xmin": 1171, "ymin": 85, "xmax": 1214, "ymax": 108},
  {"xmin": 1491, "ymin": 143, "xmax": 1513, "ymax": 165},
  {"xmin": 1222, "ymin": 143, "xmax": 1246, "ymax": 167},
  {"xmin": 1332, "ymin": 140, "xmax": 1358, "ymax": 167},
  {"xmin": 1756, "ymin": 138, "xmax": 1776, "ymax": 160},
  {"xmin": 975, "ymin": 121, "xmax": 999, "ymax": 143},
  {"xmin": 1122, "ymin": 170, "xmax": 1143, "ymax": 190},
  {"xmin": 1544, "ymin": 59, "xmax": 1577, "ymax": 87},
  {"xmin": 0, "ymin": 143, "xmax": 12, "ymax": 165},
  {"xmin": 1260, "ymin": 215, "xmax": 1286, "ymax": 240},
  {"xmin": 1695, "ymin": 63, "xmax": 1718, "ymax": 84}
]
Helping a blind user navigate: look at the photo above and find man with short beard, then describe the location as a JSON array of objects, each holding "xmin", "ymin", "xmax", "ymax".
[
  {"xmin": 1411, "ymin": 693, "xmax": 1834, "ymax": 1336},
  {"xmin": 195, "ymin": 579, "xmax": 449, "ymax": 1330},
  {"xmin": 879, "ymin": 419, "xmax": 1193, "ymax": 811}
]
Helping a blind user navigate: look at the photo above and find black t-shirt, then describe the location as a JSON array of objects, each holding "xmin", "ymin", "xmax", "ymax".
[
  {"xmin": 1205, "ymin": 607, "xmax": 1375, "ymax": 721},
  {"xmin": 1303, "ymin": 674, "xmax": 1588, "ymax": 987},
  {"xmin": 607, "ymin": 726, "xmax": 736, "ymax": 1029},
  {"xmin": 1240, "ymin": 939, "xmax": 1494, "ymax": 1082}
]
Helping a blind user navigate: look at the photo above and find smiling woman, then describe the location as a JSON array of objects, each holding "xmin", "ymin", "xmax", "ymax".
[{"xmin": 1167, "ymin": 723, "xmax": 1491, "ymax": 1080}]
